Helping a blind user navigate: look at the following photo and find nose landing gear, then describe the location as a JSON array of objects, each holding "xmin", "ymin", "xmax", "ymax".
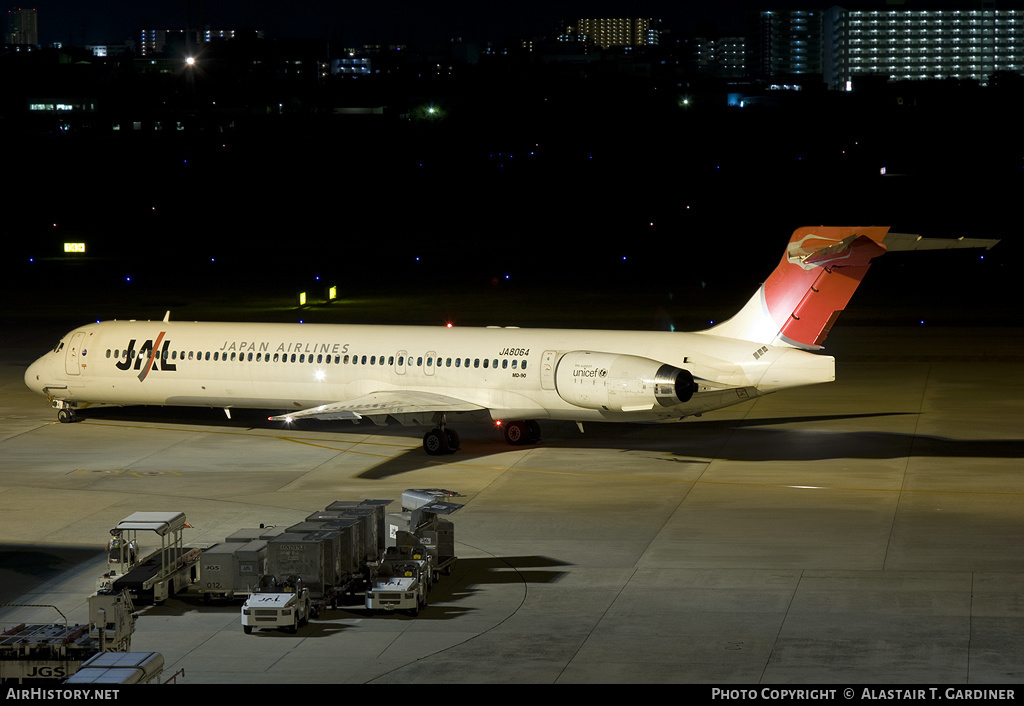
[{"xmin": 53, "ymin": 401, "xmax": 80, "ymax": 423}]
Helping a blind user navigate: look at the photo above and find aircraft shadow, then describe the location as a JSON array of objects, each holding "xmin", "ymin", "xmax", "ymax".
[
  {"xmin": 356, "ymin": 412, "xmax": 1024, "ymax": 479},
  {"xmin": 0, "ymin": 546, "xmax": 107, "ymax": 608},
  {"xmin": 70, "ymin": 407, "xmax": 1024, "ymax": 478}
]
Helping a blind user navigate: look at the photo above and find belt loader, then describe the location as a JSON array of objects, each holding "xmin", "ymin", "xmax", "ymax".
[{"xmin": 98, "ymin": 512, "xmax": 202, "ymax": 605}]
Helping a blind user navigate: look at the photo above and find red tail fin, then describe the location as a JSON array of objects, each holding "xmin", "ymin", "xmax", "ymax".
[
  {"xmin": 766, "ymin": 226, "xmax": 890, "ymax": 348},
  {"xmin": 702, "ymin": 226, "xmax": 890, "ymax": 349},
  {"xmin": 702, "ymin": 226, "xmax": 998, "ymax": 350}
]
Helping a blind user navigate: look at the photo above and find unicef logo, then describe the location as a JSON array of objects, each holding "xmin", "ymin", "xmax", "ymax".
[{"xmin": 599, "ymin": 369, "xmax": 608, "ymax": 378}]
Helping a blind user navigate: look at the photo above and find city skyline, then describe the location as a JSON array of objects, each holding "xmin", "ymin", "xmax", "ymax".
[{"xmin": 17, "ymin": 0, "xmax": 774, "ymax": 47}]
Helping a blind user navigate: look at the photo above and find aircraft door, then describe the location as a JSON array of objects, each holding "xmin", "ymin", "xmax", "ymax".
[
  {"xmin": 65, "ymin": 332, "xmax": 85, "ymax": 376},
  {"xmin": 395, "ymin": 350, "xmax": 407, "ymax": 375},
  {"xmin": 425, "ymin": 351, "xmax": 436, "ymax": 376},
  {"xmin": 540, "ymin": 350, "xmax": 557, "ymax": 390}
]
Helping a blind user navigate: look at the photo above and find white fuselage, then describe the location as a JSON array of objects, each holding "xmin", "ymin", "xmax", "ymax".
[{"xmin": 24, "ymin": 319, "xmax": 834, "ymax": 424}]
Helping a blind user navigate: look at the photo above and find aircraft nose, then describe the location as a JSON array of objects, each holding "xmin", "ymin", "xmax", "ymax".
[{"xmin": 24, "ymin": 357, "xmax": 47, "ymax": 395}]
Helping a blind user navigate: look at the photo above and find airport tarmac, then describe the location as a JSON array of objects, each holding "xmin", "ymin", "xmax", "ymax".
[{"xmin": 1, "ymin": 321, "xmax": 1023, "ymax": 684}]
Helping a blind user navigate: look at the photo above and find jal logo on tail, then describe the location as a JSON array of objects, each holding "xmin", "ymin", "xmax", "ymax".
[{"xmin": 116, "ymin": 332, "xmax": 176, "ymax": 381}]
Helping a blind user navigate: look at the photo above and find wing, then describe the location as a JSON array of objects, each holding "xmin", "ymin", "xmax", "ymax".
[{"xmin": 269, "ymin": 391, "xmax": 485, "ymax": 423}]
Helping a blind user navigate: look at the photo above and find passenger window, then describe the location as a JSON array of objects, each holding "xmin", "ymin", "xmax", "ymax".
[{"xmin": 502, "ymin": 359, "xmax": 508, "ymax": 369}]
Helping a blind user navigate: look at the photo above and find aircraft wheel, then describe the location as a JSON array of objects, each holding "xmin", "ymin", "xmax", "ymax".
[
  {"xmin": 423, "ymin": 429, "xmax": 450, "ymax": 455},
  {"xmin": 504, "ymin": 420, "xmax": 540, "ymax": 445},
  {"xmin": 57, "ymin": 408, "xmax": 76, "ymax": 423},
  {"xmin": 444, "ymin": 428, "xmax": 460, "ymax": 453},
  {"xmin": 525, "ymin": 420, "xmax": 541, "ymax": 443},
  {"xmin": 503, "ymin": 421, "xmax": 524, "ymax": 445}
]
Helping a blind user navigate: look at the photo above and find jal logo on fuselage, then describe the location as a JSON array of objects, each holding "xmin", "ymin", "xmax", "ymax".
[{"xmin": 116, "ymin": 334, "xmax": 175, "ymax": 381}]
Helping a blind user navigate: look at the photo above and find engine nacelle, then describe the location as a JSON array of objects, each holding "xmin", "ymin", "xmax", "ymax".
[{"xmin": 554, "ymin": 351, "xmax": 695, "ymax": 412}]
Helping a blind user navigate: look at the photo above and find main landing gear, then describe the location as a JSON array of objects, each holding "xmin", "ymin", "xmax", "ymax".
[
  {"xmin": 422, "ymin": 412, "xmax": 460, "ymax": 455},
  {"xmin": 421, "ymin": 416, "xmax": 542, "ymax": 456},
  {"xmin": 423, "ymin": 426, "xmax": 460, "ymax": 456},
  {"xmin": 501, "ymin": 420, "xmax": 541, "ymax": 446}
]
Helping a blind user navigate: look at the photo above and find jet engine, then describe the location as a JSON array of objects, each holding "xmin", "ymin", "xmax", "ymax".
[{"xmin": 554, "ymin": 351, "xmax": 696, "ymax": 412}]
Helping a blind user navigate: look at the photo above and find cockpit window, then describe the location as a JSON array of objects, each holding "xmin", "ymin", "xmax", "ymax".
[{"xmin": 52, "ymin": 341, "xmax": 65, "ymax": 353}]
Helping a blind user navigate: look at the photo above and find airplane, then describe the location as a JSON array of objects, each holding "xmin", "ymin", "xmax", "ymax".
[{"xmin": 24, "ymin": 226, "xmax": 997, "ymax": 455}]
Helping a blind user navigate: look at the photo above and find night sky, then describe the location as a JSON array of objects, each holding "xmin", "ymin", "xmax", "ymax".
[{"xmin": 5, "ymin": 0, "xmax": 1019, "ymax": 327}]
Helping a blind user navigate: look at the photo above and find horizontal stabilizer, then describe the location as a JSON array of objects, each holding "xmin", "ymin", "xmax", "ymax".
[{"xmin": 882, "ymin": 232, "xmax": 1000, "ymax": 252}]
